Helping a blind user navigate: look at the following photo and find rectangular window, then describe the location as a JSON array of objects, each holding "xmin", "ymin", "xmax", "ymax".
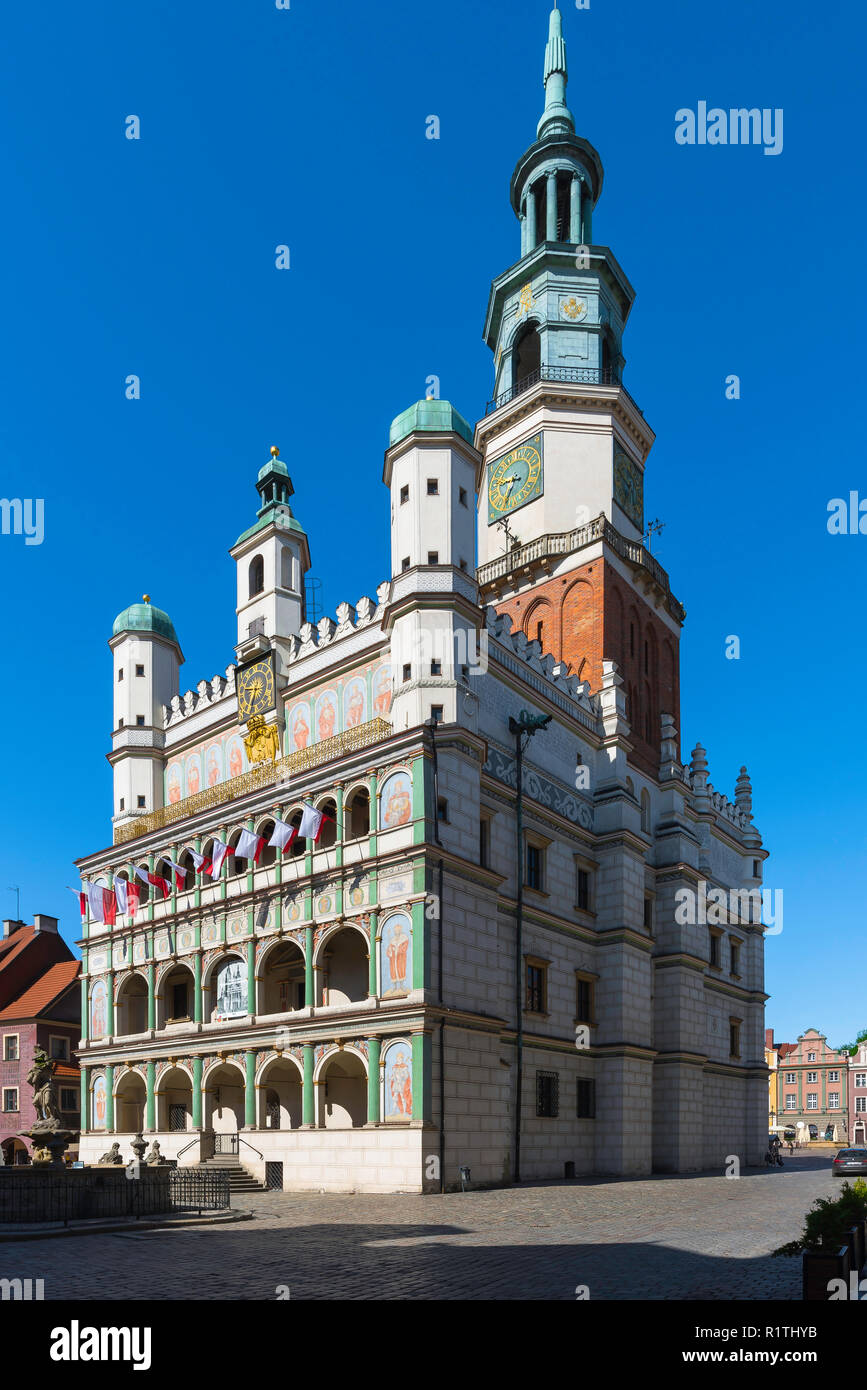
[
  {"xmin": 431, "ymin": 705, "xmax": 444, "ymax": 725},
  {"xmin": 427, "ymin": 550, "xmax": 439, "ymax": 565},
  {"xmin": 479, "ymin": 818, "xmax": 490, "ymax": 869},
  {"xmin": 857, "ymin": 1097, "xmax": 867, "ymax": 1113},
  {"xmin": 117, "ymin": 668, "xmax": 124, "ymax": 682},
  {"xmin": 753, "ymin": 859, "xmax": 761, "ymax": 877},
  {"xmin": 400, "ymin": 485, "xmax": 409, "ymax": 504},
  {"xmin": 2, "ymin": 1035, "xmax": 19, "ymax": 1061},
  {"xmin": 137, "ymin": 796, "xmax": 146, "ymax": 808},
  {"xmin": 856, "ymin": 1074, "xmax": 867, "ymax": 1088},
  {"xmin": 729, "ymin": 939, "xmax": 740, "ymax": 976},
  {"xmin": 118, "ymin": 718, "xmax": 124, "ymax": 728},
  {"xmin": 535, "ymin": 1070, "xmax": 559, "ymax": 1118},
  {"xmin": 709, "ymin": 932, "xmax": 721, "ymax": 968},
  {"xmin": 643, "ymin": 897, "xmax": 653, "ymax": 933},
  {"xmin": 785, "ymin": 1072, "xmax": 796, "ymax": 1084},
  {"xmin": 459, "ymin": 487, "xmax": 468, "ymax": 507},
  {"xmin": 430, "ymin": 660, "xmax": 442, "ymax": 676},
  {"xmin": 806, "ymin": 1071, "xmax": 817, "ymax": 1084},
  {"xmin": 806, "ymin": 1094, "xmax": 818, "ymax": 1110},
  {"xmin": 136, "ymin": 715, "xmax": 145, "ymax": 727},
  {"xmin": 135, "ymin": 664, "xmax": 145, "ymax": 677},
  {"xmin": 171, "ymin": 982, "xmax": 189, "ymax": 1020},
  {"xmin": 60, "ymin": 1088, "xmax": 77, "ymax": 1112},
  {"xmin": 401, "ymin": 556, "xmax": 410, "ymax": 572},
  {"xmin": 119, "ymin": 798, "xmax": 125, "ymax": 811},
  {"xmin": 785, "ymin": 1095, "xmax": 797, "ymax": 1110},
  {"xmin": 807, "ymin": 1052, "xmax": 816, "ymax": 1062},
  {"xmin": 427, "ymin": 478, "xmax": 438, "ymax": 495},
  {"xmin": 828, "ymin": 1071, "xmax": 839, "ymax": 1083},
  {"xmin": 576, "ymin": 1078, "xmax": 595, "ymax": 1119},
  {"xmin": 526, "ymin": 843, "xmax": 543, "ymax": 891},
  {"xmin": 436, "ymin": 796, "xmax": 449, "ymax": 822},
  {"xmin": 49, "ymin": 1036, "xmax": 69, "ymax": 1060},
  {"xmin": 729, "ymin": 1019, "xmax": 741, "ymax": 1059},
  {"xmin": 575, "ymin": 974, "xmax": 594, "ymax": 1025},
  {"xmin": 525, "ymin": 962, "xmax": 546, "ymax": 1014},
  {"xmin": 2, "ymin": 1088, "xmax": 18, "ymax": 1113},
  {"xmin": 576, "ymin": 868, "xmax": 590, "ymax": 911},
  {"xmin": 829, "ymin": 1093, "xmax": 840, "ymax": 1109},
  {"xmin": 402, "ymin": 664, "xmax": 411, "ymax": 682}
]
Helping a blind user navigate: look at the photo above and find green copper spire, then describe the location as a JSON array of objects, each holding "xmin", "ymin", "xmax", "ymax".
[{"xmin": 537, "ymin": 5, "xmax": 574, "ymax": 140}]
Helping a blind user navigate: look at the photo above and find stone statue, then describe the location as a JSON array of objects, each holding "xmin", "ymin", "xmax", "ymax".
[
  {"xmin": 145, "ymin": 1141, "xmax": 167, "ymax": 1166},
  {"xmin": 27, "ymin": 1047, "xmax": 62, "ymax": 1124},
  {"xmin": 98, "ymin": 1142, "xmax": 124, "ymax": 1165}
]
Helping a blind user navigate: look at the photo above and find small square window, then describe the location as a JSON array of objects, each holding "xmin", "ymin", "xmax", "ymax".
[
  {"xmin": 49, "ymin": 1037, "xmax": 69, "ymax": 1060},
  {"xmin": 2, "ymin": 1089, "xmax": 18, "ymax": 1113},
  {"xmin": 430, "ymin": 660, "xmax": 442, "ymax": 676},
  {"xmin": 119, "ymin": 798, "xmax": 125, "ymax": 811},
  {"xmin": 459, "ymin": 487, "xmax": 468, "ymax": 507},
  {"xmin": 753, "ymin": 859, "xmax": 761, "ymax": 877},
  {"xmin": 576, "ymin": 1078, "xmax": 595, "ymax": 1119},
  {"xmin": 536, "ymin": 1070, "xmax": 558, "ymax": 1118},
  {"xmin": 136, "ymin": 715, "xmax": 145, "ymax": 727},
  {"xmin": 427, "ymin": 551, "xmax": 439, "ymax": 565},
  {"xmin": 808, "ymin": 1052, "xmax": 816, "ymax": 1062},
  {"xmin": 118, "ymin": 718, "xmax": 124, "ymax": 728},
  {"xmin": 137, "ymin": 796, "xmax": 146, "ymax": 809},
  {"xmin": 437, "ymin": 796, "xmax": 449, "ymax": 822},
  {"xmin": 402, "ymin": 664, "xmax": 411, "ymax": 682},
  {"xmin": 401, "ymin": 556, "xmax": 410, "ymax": 572},
  {"xmin": 135, "ymin": 664, "xmax": 145, "ymax": 677},
  {"xmin": 400, "ymin": 485, "xmax": 409, "ymax": 504},
  {"xmin": 117, "ymin": 668, "xmax": 124, "ymax": 682},
  {"xmin": 431, "ymin": 705, "xmax": 444, "ymax": 725},
  {"xmin": 60, "ymin": 1088, "xmax": 78, "ymax": 1112},
  {"xmin": 3, "ymin": 1035, "xmax": 18, "ymax": 1062},
  {"xmin": 427, "ymin": 478, "xmax": 438, "ymax": 495}
]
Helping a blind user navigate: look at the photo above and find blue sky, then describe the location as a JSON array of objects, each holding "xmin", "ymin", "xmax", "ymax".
[{"xmin": 0, "ymin": 0, "xmax": 862, "ymax": 1047}]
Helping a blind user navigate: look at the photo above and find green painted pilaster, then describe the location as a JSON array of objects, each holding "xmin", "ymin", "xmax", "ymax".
[
  {"xmin": 368, "ymin": 771, "xmax": 378, "ymax": 857},
  {"xmin": 105, "ymin": 1065, "xmax": 115, "ymax": 1132},
  {"xmin": 411, "ymin": 1032, "xmax": 431, "ymax": 1124},
  {"xmin": 147, "ymin": 851, "xmax": 155, "ymax": 922},
  {"xmin": 106, "ymin": 971, "xmax": 115, "ymax": 1037},
  {"xmin": 245, "ymin": 1049, "xmax": 256, "ymax": 1127},
  {"xmin": 80, "ymin": 1066, "xmax": 88, "ymax": 1130},
  {"xmin": 247, "ymin": 941, "xmax": 256, "ymax": 1017},
  {"xmin": 368, "ymin": 911, "xmax": 379, "ymax": 996},
  {"xmin": 146, "ymin": 1062, "xmax": 155, "ymax": 1131},
  {"xmin": 194, "ymin": 835, "xmax": 202, "ymax": 908},
  {"xmin": 303, "ymin": 1043, "xmax": 315, "ymax": 1126},
  {"xmin": 367, "ymin": 1037, "xmax": 381, "ymax": 1124},
  {"xmin": 412, "ymin": 754, "xmax": 426, "ymax": 845},
  {"xmin": 193, "ymin": 953, "xmax": 202, "ymax": 1024},
  {"xmin": 81, "ymin": 972, "xmax": 89, "ymax": 1044},
  {"xmin": 192, "ymin": 1056, "xmax": 202, "ymax": 1129},
  {"xmin": 411, "ymin": 899, "xmax": 426, "ymax": 990},
  {"xmin": 246, "ymin": 816, "xmax": 255, "ymax": 894},
  {"xmin": 335, "ymin": 785, "xmax": 344, "ymax": 869},
  {"xmin": 147, "ymin": 960, "xmax": 155, "ymax": 1031},
  {"xmin": 305, "ymin": 926, "xmax": 314, "ymax": 1006}
]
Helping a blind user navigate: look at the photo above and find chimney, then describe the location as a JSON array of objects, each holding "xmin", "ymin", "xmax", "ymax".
[
  {"xmin": 765, "ymin": 1027, "xmax": 774, "ymax": 1050},
  {"xmin": 33, "ymin": 914, "xmax": 58, "ymax": 935},
  {"xmin": 2, "ymin": 919, "xmax": 25, "ymax": 939}
]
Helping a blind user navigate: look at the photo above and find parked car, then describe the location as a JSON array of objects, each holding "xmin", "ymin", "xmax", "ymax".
[{"xmin": 831, "ymin": 1148, "xmax": 867, "ymax": 1176}]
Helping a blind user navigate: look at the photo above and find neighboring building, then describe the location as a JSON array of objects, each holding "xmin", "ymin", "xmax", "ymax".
[
  {"xmin": 777, "ymin": 1028, "xmax": 849, "ymax": 1143},
  {"xmin": 849, "ymin": 1042, "xmax": 867, "ymax": 1147},
  {"xmin": 0, "ymin": 916, "xmax": 82, "ymax": 1163},
  {"xmin": 74, "ymin": 8, "xmax": 769, "ymax": 1190},
  {"xmin": 765, "ymin": 1027, "xmax": 779, "ymax": 1133}
]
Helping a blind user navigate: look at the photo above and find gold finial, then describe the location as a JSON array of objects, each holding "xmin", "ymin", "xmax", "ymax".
[
  {"xmin": 142, "ymin": 593, "xmax": 151, "ymax": 603},
  {"xmin": 270, "ymin": 445, "xmax": 280, "ymax": 457}
]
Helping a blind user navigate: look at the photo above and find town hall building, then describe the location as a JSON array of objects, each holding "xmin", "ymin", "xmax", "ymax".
[{"xmin": 74, "ymin": 8, "xmax": 769, "ymax": 1190}]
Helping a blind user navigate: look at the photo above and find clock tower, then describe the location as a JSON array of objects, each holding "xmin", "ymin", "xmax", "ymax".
[{"xmin": 475, "ymin": 6, "xmax": 684, "ymax": 775}]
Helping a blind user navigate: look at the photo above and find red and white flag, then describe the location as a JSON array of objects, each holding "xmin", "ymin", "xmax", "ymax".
[
  {"xmin": 67, "ymin": 886, "xmax": 86, "ymax": 919},
  {"xmin": 186, "ymin": 847, "xmax": 212, "ymax": 876},
  {"xmin": 235, "ymin": 829, "xmax": 265, "ymax": 863},
  {"xmin": 114, "ymin": 877, "xmax": 129, "ymax": 915},
  {"xmin": 85, "ymin": 881, "xmax": 104, "ymax": 922},
  {"xmin": 161, "ymin": 857, "xmax": 187, "ymax": 890},
  {"xmin": 208, "ymin": 839, "xmax": 230, "ymax": 879},
  {"xmin": 299, "ymin": 804, "xmax": 325, "ymax": 843},
  {"xmin": 102, "ymin": 887, "xmax": 117, "ymax": 927},
  {"xmin": 127, "ymin": 881, "xmax": 141, "ymax": 918},
  {"xmin": 268, "ymin": 817, "xmax": 297, "ymax": 852},
  {"xmin": 135, "ymin": 866, "xmax": 171, "ymax": 899}
]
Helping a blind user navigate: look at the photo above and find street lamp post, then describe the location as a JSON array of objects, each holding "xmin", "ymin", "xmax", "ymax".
[{"xmin": 508, "ymin": 709, "xmax": 552, "ymax": 1184}]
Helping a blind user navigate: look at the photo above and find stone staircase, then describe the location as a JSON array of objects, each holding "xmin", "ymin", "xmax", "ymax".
[{"xmin": 195, "ymin": 1154, "xmax": 267, "ymax": 1193}]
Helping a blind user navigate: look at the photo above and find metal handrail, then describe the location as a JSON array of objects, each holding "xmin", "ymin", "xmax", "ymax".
[
  {"xmin": 175, "ymin": 1138, "xmax": 200, "ymax": 1159},
  {"xmin": 239, "ymin": 1137, "xmax": 263, "ymax": 1159},
  {"xmin": 486, "ymin": 364, "xmax": 621, "ymax": 414}
]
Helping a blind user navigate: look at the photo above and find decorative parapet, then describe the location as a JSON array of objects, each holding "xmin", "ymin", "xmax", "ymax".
[
  {"xmin": 113, "ymin": 717, "xmax": 392, "ymax": 845},
  {"xmin": 162, "ymin": 665, "xmax": 236, "ymax": 729}
]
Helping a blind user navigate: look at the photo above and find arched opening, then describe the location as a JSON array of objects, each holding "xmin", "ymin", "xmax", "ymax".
[
  {"xmin": 259, "ymin": 1058, "xmax": 302, "ymax": 1130},
  {"xmin": 177, "ymin": 849, "xmax": 196, "ymax": 891},
  {"xmin": 116, "ymin": 973, "xmax": 148, "ymax": 1036},
  {"xmin": 204, "ymin": 1063, "xmax": 245, "ymax": 1136},
  {"xmin": 317, "ymin": 798, "xmax": 337, "ymax": 850},
  {"xmin": 319, "ymin": 928, "xmax": 368, "ymax": 1006},
  {"xmin": 257, "ymin": 819, "xmax": 277, "ymax": 869},
  {"xmin": 524, "ymin": 599, "xmax": 553, "ymax": 654},
  {"xmin": 344, "ymin": 787, "xmax": 370, "ymax": 840},
  {"xmin": 156, "ymin": 1066, "xmax": 193, "ymax": 1132},
  {"xmin": 248, "ymin": 555, "xmax": 265, "ymax": 598},
  {"xmin": 207, "ymin": 954, "xmax": 249, "ymax": 1022},
  {"xmin": 513, "ymin": 323, "xmax": 541, "ymax": 392},
  {"xmin": 318, "ymin": 1052, "xmax": 366, "ymax": 1129},
  {"xmin": 227, "ymin": 830, "xmax": 247, "ymax": 879},
  {"xmin": 287, "ymin": 808, "xmax": 305, "ymax": 858},
  {"xmin": 259, "ymin": 940, "xmax": 306, "ymax": 1015},
  {"xmin": 157, "ymin": 963, "xmax": 195, "ymax": 1028},
  {"xmin": 115, "ymin": 1070, "xmax": 146, "ymax": 1133},
  {"xmin": 134, "ymin": 867, "xmax": 150, "ymax": 906},
  {"xmin": 1, "ymin": 1137, "xmax": 31, "ymax": 1165}
]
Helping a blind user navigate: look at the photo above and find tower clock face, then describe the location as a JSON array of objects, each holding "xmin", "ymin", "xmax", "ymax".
[
  {"xmin": 487, "ymin": 433, "xmax": 543, "ymax": 524},
  {"xmin": 236, "ymin": 656, "xmax": 275, "ymax": 722}
]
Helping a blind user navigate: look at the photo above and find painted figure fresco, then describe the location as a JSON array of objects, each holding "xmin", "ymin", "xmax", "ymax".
[
  {"xmin": 90, "ymin": 979, "xmax": 108, "ymax": 1039},
  {"xmin": 289, "ymin": 704, "xmax": 310, "ymax": 750},
  {"xmin": 380, "ymin": 912, "xmax": 412, "ymax": 996},
  {"xmin": 384, "ymin": 1041, "xmax": 413, "ymax": 1119},
  {"xmin": 316, "ymin": 692, "xmax": 337, "ymax": 741},
  {"xmin": 380, "ymin": 771, "xmax": 412, "ymax": 829},
  {"xmin": 186, "ymin": 753, "xmax": 202, "ymax": 796},
  {"xmin": 214, "ymin": 958, "xmax": 247, "ymax": 1020},
  {"xmin": 206, "ymin": 744, "xmax": 222, "ymax": 787},
  {"xmin": 92, "ymin": 1074, "xmax": 107, "ymax": 1129},
  {"xmin": 373, "ymin": 663, "xmax": 392, "ymax": 716},
  {"xmin": 227, "ymin": 735, "xmax": 244, "ymax": 780},
  {"xmin": 344, "ymin": 676, "xmax": 366, "ymax": 728},
  {"xmin": 167, "ymin": 764, "xmax": 182, "ymax": 804}
]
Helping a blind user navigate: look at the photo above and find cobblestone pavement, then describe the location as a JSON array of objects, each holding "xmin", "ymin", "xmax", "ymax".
[{"xmin": 0, "ymin": 1153, "xmax": 839, "ymax": 1300}]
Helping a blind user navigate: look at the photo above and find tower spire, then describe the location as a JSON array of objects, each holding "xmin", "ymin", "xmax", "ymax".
[{"xmin": 537, "ymin": 5, "xmax": 574, "ymax": 140}]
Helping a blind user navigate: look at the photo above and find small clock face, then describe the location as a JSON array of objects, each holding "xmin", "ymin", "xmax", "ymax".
[
  {"xmin": 487, "ymin": 433, "xmax": 543, "ymax": 523},
  {"xmin": 237, "ymin": 657, "xmax": 275, "ymax": 721}
]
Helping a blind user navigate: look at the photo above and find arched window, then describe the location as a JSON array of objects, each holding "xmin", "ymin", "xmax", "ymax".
[
  {"xmin": 248, "ymin": 555, "xmax": 265, "ymax": 598},
  {"xmin": 318, "ymin": 799, "xmax": 337, "ymax": 850},
  {"xmin": 513, "ymin": 323, "xmax": 541, "ymax": 392},
  {"xmin": 344, "ymin": 788, "xmax": 370, "ymax": 840}
]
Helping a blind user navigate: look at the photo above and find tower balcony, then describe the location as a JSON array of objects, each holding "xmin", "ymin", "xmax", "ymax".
[{"xmin": 486, "ymin": 363, "xmax": 622, "ymax": 415}]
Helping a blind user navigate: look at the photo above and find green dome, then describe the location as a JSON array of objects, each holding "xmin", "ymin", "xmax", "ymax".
[
  {"xmin": 257, "ymin": 456, "xmax": 289, "ymax": 483},
  {"xmin": 389, "ymin": 399, "xmax": 473, "ymax": 448},
  {"xmin": 112, "ymin": 600, "xmax": 179, "ymax": 645}
]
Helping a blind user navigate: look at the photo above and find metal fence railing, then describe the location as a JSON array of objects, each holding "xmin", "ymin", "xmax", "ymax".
[{"xmin": 0, "ymin": 1167, "xmax": 230, "ymax": 1224}]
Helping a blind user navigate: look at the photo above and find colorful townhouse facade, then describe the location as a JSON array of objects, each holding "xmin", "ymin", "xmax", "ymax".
[
  {"xmin": 776, "ymin": 1028, "xmax": 849, "ymax": 1143},
  {"xmin": 849, "ymin": 1042, "xmax": 867, "ymax": 1147}
]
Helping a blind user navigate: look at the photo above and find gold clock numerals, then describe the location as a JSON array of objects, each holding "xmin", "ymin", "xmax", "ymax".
[{"xmin": 238, "ymin": 659, "xmax": 274, "ymax": 721}]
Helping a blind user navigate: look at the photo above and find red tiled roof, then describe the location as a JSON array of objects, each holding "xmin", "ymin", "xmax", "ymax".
[
  {"xmin": 0, "ymin": 959, "xmax": 81, "ymax": 1021},
  {"xmin": 53, "ymin": 1062, "xmax": 80, "ymax": 1080},
  {"xmin": 0, "ymin": 925, "xmax": 36, "ymax": 970}
]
